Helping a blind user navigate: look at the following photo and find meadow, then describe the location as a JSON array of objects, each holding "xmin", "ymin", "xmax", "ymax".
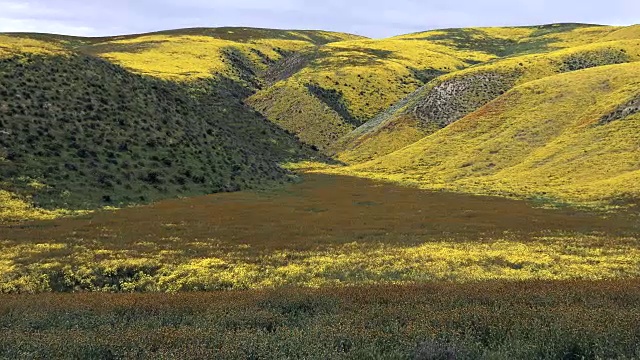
[
  {"xmin": 2, "ymin": 173, "xmax": 639, "ymax": 293},
  {"xmin": 1, "ymin": 173, "xmax": 640, "ymax": 358}
]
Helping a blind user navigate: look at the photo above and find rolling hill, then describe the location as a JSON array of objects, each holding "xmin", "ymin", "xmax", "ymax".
[
  {"xmin": 4, "ymin": 19, "xmax": 640, "ymax": 360},
  {"xmin": 2, "ymin": 23, "xmax": 640, "ymax": 220},
  {"xmin": 248, "ymin": 23, "xmax": 637, "ymax": 151},
  {"xmin": 330, "ymin": 62, "xmax": 640, "ymax": 205},
  {"xmin": 333, "ymin": 38, "xmax": 640, "ymax": 163},
  {"xmin": 0, "ymin": 28, "xmax": 362, "ymax": 220},
  {"xmin": 4, "ymin": 27, "xmax": 364, "ymax": 82}
]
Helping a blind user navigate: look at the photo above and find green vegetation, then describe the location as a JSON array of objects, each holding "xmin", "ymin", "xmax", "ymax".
[
  {"xmin": 0, "ymin": 28, "xmax": 365, "ymax": 219},
  {"xmin": 75, "ymin": 28, "xmax": 364, "ymax": 82},
  {"xmin": 393, "ymin": 24, "xmax": 618, "ymax": 56},
  {"xmin": 247, "ymin": 38, "xmax": 476, "ymax": 149},
  {"xmin": 0, "ymin": 51, "xmax": 322, "ymax": 217},
  {"xmin": 7, "ymin": 27, "xmax": 364, "ymax": 82},
  {"xmin": 333, "ymin": 39, "xmax": 640, "ymax": 163},
  {"xmin": 4, "ymin": 24, "xmax": 640, "ymax": 212},
  {"xmin": 250, "ymin": 23, "xmax": 640, "ymax": 155},
  {"xmin": 0, "ymin": 34, "xmax": 67, "ymax": 57},
  {"xmin": 1, "ymin": 174, "xmax": 639, "ymax": 358},
  {"xmin": 247, "ymin": 81, "xmax": 353, "ymax": 149}
]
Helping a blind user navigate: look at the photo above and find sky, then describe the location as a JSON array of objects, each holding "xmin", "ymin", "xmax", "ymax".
[{"xmin": 0, "ymin": 0, "xmax": 638, "ymax": 38}]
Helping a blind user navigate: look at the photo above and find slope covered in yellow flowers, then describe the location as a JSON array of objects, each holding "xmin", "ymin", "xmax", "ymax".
[
  {"xmin": 86, "ymin": 29, "xmax": 364, "ymax": 82},
  {"xmin": 3, "ymin": 23, "xmax": 640, "ymax": 217},
  {"xmin": 247, "ymin": 39, "xmax": 476, "ymax": 149},
  {"xmin": 249, "ymin": 23, "xmax": 639, "ymax": 151},
  {"xmin": 0, "ymin": 35, "xmax": 69, "ymax": 58},
  {"xmin": 334, "ymin": 38, "xmax": 640, "ymax": 163},
  {"xmin": 2, "ymin": 27, "xmax": 364, "ymax": 82},
  {"xmin": 329, "ymin": 62, "xmax": 640, "ymax": 205},
  {"xmin": 392, "ymin": 23, "xmax": 625, "ymax": 54}
]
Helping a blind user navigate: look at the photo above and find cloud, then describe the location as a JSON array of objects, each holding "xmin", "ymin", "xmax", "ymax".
[{"xmin": 0, "ymin": 0, "xmax": 638, "ymax": 38}]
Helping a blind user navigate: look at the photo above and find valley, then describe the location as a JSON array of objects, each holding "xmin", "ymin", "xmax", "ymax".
[{"xmin": 1, "ymin": 22, "xmax": 640, "ymax": 359}]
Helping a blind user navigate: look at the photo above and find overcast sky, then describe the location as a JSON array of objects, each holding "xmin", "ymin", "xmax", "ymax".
[{"xmin": 0, "ymin": 0, "xmax": 638, "ymax": 38}]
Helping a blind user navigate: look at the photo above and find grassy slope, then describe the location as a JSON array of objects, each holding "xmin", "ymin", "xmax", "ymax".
[
  {"xmin": 247, "ymin": 37, "xmax": 486, "ymax": 150},
  {"xmin": 3, "ymin": 27, "xmax": 364, "ymax": 44},
  {"xmin": 2, "ymin": 28, "xmax": 364, "ymax": 85},
  {"xmin": 328, "ymin": 62, "xmax": 640, "ymax": 205},
  {"xmin": 0, "ymin": 29, "xmax": 362, "ymax": 220},
  {"xmin": 0, "ymin": 35, "xmax": 68, "ymax": 57},
  {"xmin": 70, "ymin": 28, "xmax": 365, "ymax": 82},
  {"xmin": 391, "ymin": 23, "xmax": 619, "ymax": 55},
  {"xmin": 3, "ymin": 24, "xmax": 640, "ymax": 216},
  {"xmin": 334, "ymin": 28, "xmax": 640, "ymax": 164},
  {"xmin": 248, "ymin": 24, "xmax": 631, "ymax": 152}
]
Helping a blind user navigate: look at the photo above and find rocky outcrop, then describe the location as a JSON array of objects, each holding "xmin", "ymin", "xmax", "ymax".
[
  {"xmin": 263, "ymin": 50, "xmax": 319, "ymax": 85},
  {"xmin": 412, "ymin": 71, "xmax": 519, "ymax": 127},
  {"xmin": 599, "ymin": 95, "xmax": 640, "ymax": 124}
]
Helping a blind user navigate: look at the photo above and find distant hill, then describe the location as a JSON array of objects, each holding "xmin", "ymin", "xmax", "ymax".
[
  {"xmin": 248, "ymin": 23, "xmax": 636, "ymax": 152},
  {"xmin": 6, "ymin": 27, "xmax": 365, "ymax": 45},
  {"xmin": 2, "ymin": 28, "xmax": 364, "ymax": 81},
  {"xmin": 334, "ymin": 38, "xmax": 640, "ymax": 163}
]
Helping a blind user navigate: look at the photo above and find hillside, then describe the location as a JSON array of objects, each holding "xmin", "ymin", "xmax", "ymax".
[
  {"xmin": 329, "ymin": 62, "xmax": 640, "ymax": 205},
  {"xmin": 3, "ymin": 20, "xmax": 640, "ymax": 360},
  {"xmin": 390, "ymin": 23, "xmax": 621, "ymax": 55},
  {"xmin": 334, "ymin": 38, "xmax": 640, "ymax": 163},
  {"xmin": 248, "ymin": 23, "xmax": 634, "ymax": 151},
  {"xmin": 0, "ymin": 28, "xmax": 363, "ymax": 220},
  {"xmin": 246, "ymin": 37, "xmax": 488, "ymax": 150}
]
